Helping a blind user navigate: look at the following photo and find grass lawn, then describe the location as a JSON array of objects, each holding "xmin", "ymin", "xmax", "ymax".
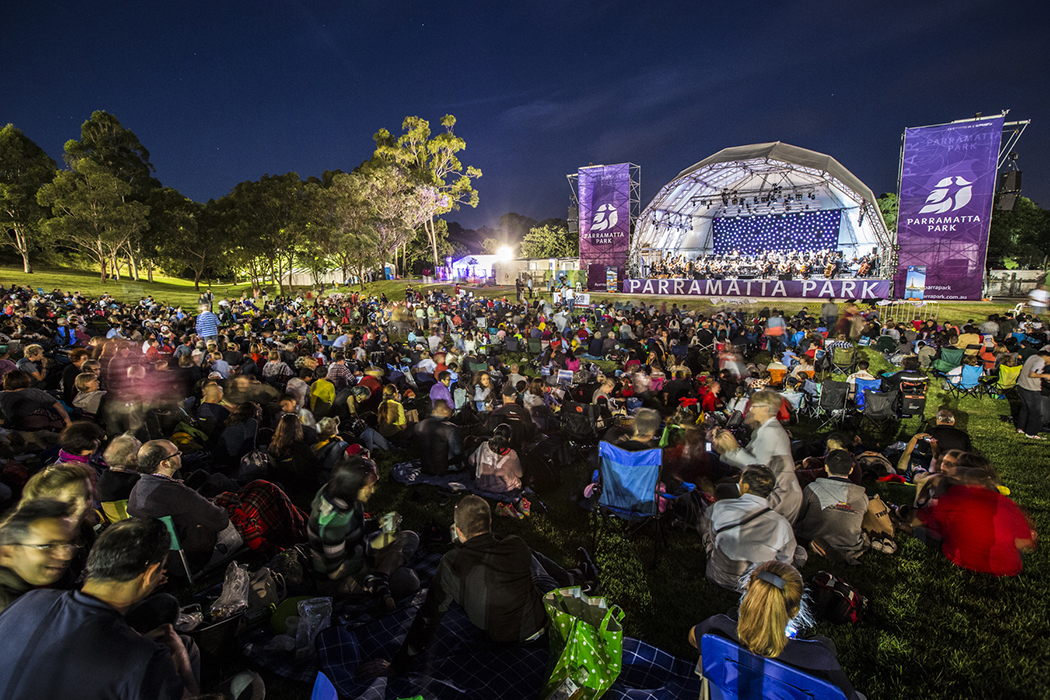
[
  {"xmin": 364, "ymin": 345, "xmax": 1049, "ymax": 700},
  {"xmin": 6, "ymin": 268, "xmax": 1044, "ymax": 697}
]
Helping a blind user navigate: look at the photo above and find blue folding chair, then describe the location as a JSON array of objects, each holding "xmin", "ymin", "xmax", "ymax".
[
  {"xmin": 852, "ymin": 378, "xmax": 881, "ymax": 409},
  {"xmin": 594, "ymin": 441, "xmax": 691, "ymax": 567},
  {"xmin": 945, "ymin": 363, "xmax": 983, "ymax": 399},
  {"xmin": 310, "ymin": 671, "xmax": 338, "ymax": 700},
  {"xmin": 699, "ymin": 634, "xmax": 849, "ymax": 700}
]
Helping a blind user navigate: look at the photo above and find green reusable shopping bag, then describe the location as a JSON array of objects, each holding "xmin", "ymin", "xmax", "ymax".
[{"xmin": 541, "ymin": 587, "xmax": 625, "ymax": 700}]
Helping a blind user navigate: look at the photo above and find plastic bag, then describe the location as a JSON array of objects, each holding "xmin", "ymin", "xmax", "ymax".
[
  {"xmin": 211, "ymin": 562, "xmax": 250, "ymax": 618},
  {"xmin": 295, "ymin": 597, "xmax": 333, "ymax": 659},
  {"xmin": 174, "ymin": 604, "xmax": 203, "ymax": 632}
]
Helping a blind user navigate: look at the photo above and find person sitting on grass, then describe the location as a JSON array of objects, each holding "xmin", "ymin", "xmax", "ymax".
[
  {"xmin": 908, "ymin": 455, "xmax": 1036, "ymax": 577},
  {"xmin": 368, "ymin": 495, "xmax": 595, "ymax": 677},
  {"xmin": 700, "ymin": 465, "xmax": 806, "ymax": 590},
  {"xmin": 307, "ymin": 458, "xmax": 419, "ymax": 609},
  {"xmin": 690, "ymin": 560, "xmax": 864, "ymax": 700},
  {"xmin": 470, "ymin": 424, "xmax": 524, "ymax": 502},
  {"xmin": 793, "ymin": 450, "xmax": 869, "ymax": 564}
]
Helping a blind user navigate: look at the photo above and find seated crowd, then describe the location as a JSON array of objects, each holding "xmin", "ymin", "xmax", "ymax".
[{"xmin": 0, "ymin": 283, "xmax": 1041, "ymax": 700}]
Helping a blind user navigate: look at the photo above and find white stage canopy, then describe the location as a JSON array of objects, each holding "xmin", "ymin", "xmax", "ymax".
[{"xmin": 632, "ymin": 142, "xmax": 893, "ymax": 269}]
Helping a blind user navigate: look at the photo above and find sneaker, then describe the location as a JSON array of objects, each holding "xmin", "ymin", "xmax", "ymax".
[
  {"xmin": 1017, "ymin": 429, "xmax": 1026, "ymax": 434},
  {"xmin": 1028, "ymin": 434, "xmax": 1046, "ymax": 440},
  {"xmin": 496, "ymin": 502, "xmax": 523, "ymax": 519},
  {"xmin": 517, "ymin": 497, "xmax": 531, "ymax": 516}
]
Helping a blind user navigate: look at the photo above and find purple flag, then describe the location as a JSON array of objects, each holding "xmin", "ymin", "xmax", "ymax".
[
  {"xmin": 894, "ymin": 117, "xmax": 1003, "ymax": 300},
  {"xmin": 578, "ymin": 164, "xmax": 631, "ymax": 276}
]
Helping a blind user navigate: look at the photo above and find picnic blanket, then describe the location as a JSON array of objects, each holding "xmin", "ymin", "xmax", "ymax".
[
  {"xmin": 317, "ymin": 602, "xmax": 703, "ymax": 700},
  {"xmin": 390, "ymin": 460, "xmax": 522, "ymax": 504},
  {"xmin": 240, "ymin": 551, "xmax": 443, "ymax": 683}
]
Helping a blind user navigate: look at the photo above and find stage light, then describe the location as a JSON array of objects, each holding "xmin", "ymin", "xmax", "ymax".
[{"xmin": 497, "ymin": 246, "xmax": 514, "ymax": 261}]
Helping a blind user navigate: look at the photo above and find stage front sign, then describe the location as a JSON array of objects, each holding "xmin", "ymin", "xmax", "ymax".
[{"xmin": 622, "ymin": 278, "xmax": 892, "ymax": 300}]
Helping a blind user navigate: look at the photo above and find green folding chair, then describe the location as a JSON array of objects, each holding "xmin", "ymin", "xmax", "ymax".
[{"xmin": 159, "ymin": 515, "xmax": 196, "ymax": 584}]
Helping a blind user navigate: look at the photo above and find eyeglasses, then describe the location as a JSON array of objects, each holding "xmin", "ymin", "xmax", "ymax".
[
  {"xmin": 16, "ymin": 542, "xmax": 80, "ymax": 554},
  {"xmin": 166, "ymin": 450, "xmax": 182, "ymax": 460}
]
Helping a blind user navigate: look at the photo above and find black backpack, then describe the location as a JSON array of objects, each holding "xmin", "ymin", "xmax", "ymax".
[{"xmin": 806, "ymin": 571, "xmax": 868, "ymax": 624}]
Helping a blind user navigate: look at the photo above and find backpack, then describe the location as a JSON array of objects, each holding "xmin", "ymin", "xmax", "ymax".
[{"xmin": 806, "ymin": 571, "xmax": 868, "ymax": 624}]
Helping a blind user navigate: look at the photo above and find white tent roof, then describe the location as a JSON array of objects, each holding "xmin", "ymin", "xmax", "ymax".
[{"xmin": 632, "ymin": 142, "xmax": 892, "ymax": 261}]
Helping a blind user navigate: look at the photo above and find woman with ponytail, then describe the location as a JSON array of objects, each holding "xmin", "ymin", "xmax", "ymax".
[{"xmin": 689, "ymin": 561, "xmax": 863, "ymax": 699}]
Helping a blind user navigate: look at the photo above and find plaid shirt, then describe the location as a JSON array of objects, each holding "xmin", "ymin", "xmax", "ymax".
[{"xmin": 326, "ymin": 361, "xmax": 351, "ymax": 389}]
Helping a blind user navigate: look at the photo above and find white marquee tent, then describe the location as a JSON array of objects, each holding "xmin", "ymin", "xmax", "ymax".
[{"xmin": 631, "ymin": 142, "xmax": 893, "ymax": 271}]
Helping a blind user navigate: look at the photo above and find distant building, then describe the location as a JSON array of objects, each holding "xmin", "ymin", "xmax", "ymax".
[{"xmin": 493, "ymin": 257, "xmax": 581, "ymax": 286}]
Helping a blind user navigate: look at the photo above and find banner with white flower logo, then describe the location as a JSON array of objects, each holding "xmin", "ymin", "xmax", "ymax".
[
  {"xmin": 578, "ymin": 163, "xmax": 631, "ymax": 276},
  {"xmin": 894, "ymin": 116, "xmax": 1003, "ymax": 300}
]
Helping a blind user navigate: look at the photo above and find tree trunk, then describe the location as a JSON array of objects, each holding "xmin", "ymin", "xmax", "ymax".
[
  {"xmin": 110, "ymin": 253, "xmax": 121, "ymax": 281},
  {"xmin": 129, "ymin": 254, "xmax": 139, "ymax": 281},
  {"xmin": 193, "ymin": 268, "xmax": 202, "ymax": 291},
  {"xmin": 147, "ymin": 258, "xmax": 154, "ymax": 283},
  {"xmin": 426, "ymin": 217, "xmax": 439, "ymax": 273},
  {"xmin": 20, "ymin": 250, "xmax": 32, "ymax": 274}
]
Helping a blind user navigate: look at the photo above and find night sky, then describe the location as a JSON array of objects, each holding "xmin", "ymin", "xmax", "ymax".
[{"xmin": 4, "ymin": 1, "xmax": 1048, "ymax": 231}]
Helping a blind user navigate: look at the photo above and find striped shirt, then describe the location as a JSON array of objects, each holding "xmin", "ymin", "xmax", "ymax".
[{"xmin": 195, "ymin": 311, "xmax": 220, "ymax": 338}]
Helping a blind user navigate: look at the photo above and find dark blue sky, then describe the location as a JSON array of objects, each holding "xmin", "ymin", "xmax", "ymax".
[{"xmin": 4, "ymin": 1, "xmax": 1047, "ymax": 230}]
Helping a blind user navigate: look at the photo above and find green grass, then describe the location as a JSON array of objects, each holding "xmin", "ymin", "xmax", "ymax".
[{"xmin": 11, "ymin": 269, "xmax": 1044, "ymax": 697}]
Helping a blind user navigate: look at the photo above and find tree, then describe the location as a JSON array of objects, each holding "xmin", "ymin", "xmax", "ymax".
[
  {"xmin": 481, "ymin": 237, "xmax": 502, "ymax": 254},
  {"xmin": 497, "ymin": 212, "xmax": 537, "ymax": 242},
  {"xmin": 877, "ymin": 192, "xmax": 898, "ymax": 234},
  {"xmin": 373, "ymin": 115, "xmax": 481, "ymax": 272},
  {"xmin": 520, "ymin": 223, "xmax": 578, "ymax": 258},
  {"xmin": 220, "ymin": 173, "xmax": 317, "ymax": 294},
  {"xmin": 154, "ymin": 190, "xmax": 223, "ymax": 291},
  {"xmin": 0, "ymin": 125, "xmax": 57, "ymax": 272},
  {"xmin": 988, "ymin": 196, "xmax": 1050, "ymax": 269},
  {"xmin": 64, "ymin": 111, "xmax": 162, "ymax": 280},
  {"xmin": 36, "ymin": 159, "xmax": 149, "ymax": 282}
]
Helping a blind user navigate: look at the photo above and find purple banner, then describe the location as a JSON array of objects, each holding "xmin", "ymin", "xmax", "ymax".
[
  {"xmin": 895, "ymin": 117, "xmax": 1003, "ymax": 300},
  {"xmin": 578, "ymin": 164, "xmax": 630, "ymax": 276},
  {"xmin": 622, "ymin": 278, "xmax": 892, "ymax": 300}
]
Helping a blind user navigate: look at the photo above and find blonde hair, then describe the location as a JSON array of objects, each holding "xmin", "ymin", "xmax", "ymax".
[
  {"xmin": 23, "ymin": 463, "xmax": 95, "ymax": 501},
  {"xmin": 737, "ymin": 561, "xmax": 806, "ymax": 658}
]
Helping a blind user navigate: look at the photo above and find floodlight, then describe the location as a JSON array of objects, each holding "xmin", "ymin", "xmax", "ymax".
[{"xmin": 497, "ymin": 246, "xmax": 514, "ymax": 261}]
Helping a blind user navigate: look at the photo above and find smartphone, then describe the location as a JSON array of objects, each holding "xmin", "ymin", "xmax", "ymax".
[
  {"xmin": 705, "ymin": 442, "xmax": 713, "ymax": 452},
  {"xmin": 380, "ymin": 512, "xmax": 399, "ymax": 534}
]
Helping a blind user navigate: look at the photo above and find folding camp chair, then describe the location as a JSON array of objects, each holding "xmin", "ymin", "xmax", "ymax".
[
  {"xmin": 159, "ymin": 515, "xmax": 197, "ymax": 584},
  {"xmin": 527, "ymin": 338, "xmax": 543, "ymax": 354},
  {"xmin": 560, "ymin": 401, "xmax": 602, "ymax": 443},
  {"xmin": 899, "ymin": 376, "xmax": 929, "ymax": 417},
  {"xmin": 852, "ymin": 378, "xmax": 881, "ymax": 408},
  {"xmin": 876, "ymin": 335, "xmax": 898, "ymax": 358},
  {"xmin": 983, "ymin": 363, "xmax": 1022, "ymax": 398},
  {"xmin": 699, "ymin": 634, "xmax": 848, "ymax": 700},
  {"xmin": 932, "ymin": 346, "xmax": 964, "ymax": 376},
  {"xmin": 100, "ymin": 499, "xmax": 131, "ymax": 525},
  {"xmin": 593, "ymin": 441, "xmax": 688, "ymax": 567},
  {"xmin": 829, "ymin": 345, "xmax": 856, "ymax": 377},
  {"xmin": 505, "ymin": 337, "xmax": 520, "ymax": 353},
  {"xmin": 780, "ymin": 390, "xmax": 806, "ymax": 422},
  {"xmin": 861, "ymin": 388, "xmax": 898, "ymax": 433},
  {"xmin": 813, "ymin": 380, "xmax": 850, "ymax": 430},
  {"xmin": 944, "ymin": 363, "xmax": 983, "ymax": 399}
]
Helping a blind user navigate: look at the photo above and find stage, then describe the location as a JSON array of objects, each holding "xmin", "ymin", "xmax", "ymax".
[{"xmin": 621, "ymin": 277, "xmax": 892, "ymax": 300}]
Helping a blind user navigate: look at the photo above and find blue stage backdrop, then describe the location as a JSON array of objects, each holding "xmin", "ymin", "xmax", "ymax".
[{"xmin": 712, "ymin": 210, "xmax": 841, "ymax": 254}]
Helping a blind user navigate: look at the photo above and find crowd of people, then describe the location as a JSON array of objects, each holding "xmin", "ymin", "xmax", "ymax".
[
  {"xmin": 0, "ymin": 279, "xmax": 1042, "ymax": 699},
  {"xmin": 644, "ymin": 248, "xmax": 882, "ymax": 280}
]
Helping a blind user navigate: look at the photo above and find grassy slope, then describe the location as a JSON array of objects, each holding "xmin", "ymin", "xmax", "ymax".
[
  {"xmin": 7, "ymin": 268, "xmax": 1044, "ymax": 697},
  {"xmin": 364, "ymin": 346, "xmax": 1049, "ymax": 699}
]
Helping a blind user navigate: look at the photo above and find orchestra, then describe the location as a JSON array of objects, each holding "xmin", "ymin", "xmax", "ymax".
[{"xmin": 642, "ymin": 249, "xmax": 881, "ymax": 280}]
